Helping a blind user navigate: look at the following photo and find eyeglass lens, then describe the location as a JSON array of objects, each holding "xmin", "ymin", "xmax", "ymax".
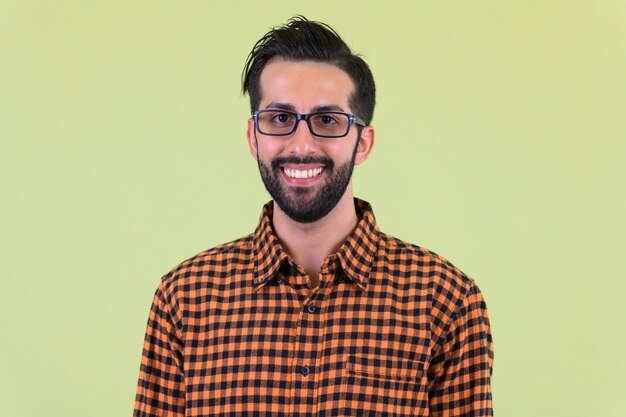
[{"xmin": 257, "ymin": 111, "xmax": 351, "ymax": 137}]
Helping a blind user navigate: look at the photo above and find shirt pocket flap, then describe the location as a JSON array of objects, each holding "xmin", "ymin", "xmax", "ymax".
[{"xmin": 346, "ymin": 355, "xmax": 423, "ymax": 383}]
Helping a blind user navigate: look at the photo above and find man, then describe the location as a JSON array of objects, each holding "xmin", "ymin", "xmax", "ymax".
[{"xmin": 134, "ymin": 16, "xmax": 493, "ymax": 417}]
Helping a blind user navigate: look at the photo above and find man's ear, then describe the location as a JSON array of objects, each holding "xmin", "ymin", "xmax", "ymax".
[
  {"xmin": 246, "ymin": 118, "xmax": 258, "ymax": 161},
  {"xmin": 354, "ymin": 125, "xmax": 375, "ymax": 165}
]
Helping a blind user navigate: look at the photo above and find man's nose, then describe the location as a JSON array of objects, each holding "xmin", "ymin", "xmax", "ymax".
[{"xmin": 285, "ymin": 119, "xmax": 318, "ymax": 155}]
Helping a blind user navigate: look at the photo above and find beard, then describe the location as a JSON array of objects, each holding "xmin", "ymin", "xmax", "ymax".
[{"xmin": 257, "ymin": 141, "xmax": 359, "ymax": 223}]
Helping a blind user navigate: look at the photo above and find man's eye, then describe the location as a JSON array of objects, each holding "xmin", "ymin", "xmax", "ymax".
[
  {"xmin": 320, "ymin": 115, "xmax": 336, "ymax": 124},
  {"xmin": 272, "ymin": 113, "xmax": 291, "ymax": 123}
]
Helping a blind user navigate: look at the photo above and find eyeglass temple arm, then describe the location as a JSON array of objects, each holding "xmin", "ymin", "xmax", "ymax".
[{"xmin": 353, "ymin": 116, "xmax": 367, "ymax": 126}]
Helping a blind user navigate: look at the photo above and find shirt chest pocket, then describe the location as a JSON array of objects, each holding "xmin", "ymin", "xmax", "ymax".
[{"xmin": 341, "ymin": 355, "xmax": 427, "ymax": 417}]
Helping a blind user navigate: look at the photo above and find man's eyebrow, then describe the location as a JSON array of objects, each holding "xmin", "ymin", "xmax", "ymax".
[
  {"xmin": 265, "ymin": 102, "xmax": 296, "ymax": 111},
  {"xmin": 264, "ymin": 103, "xmax": 346, "ymax": 113},
  {"xmin": 310, "ymin": 104, "xmax": 345, "ymax": 113}
]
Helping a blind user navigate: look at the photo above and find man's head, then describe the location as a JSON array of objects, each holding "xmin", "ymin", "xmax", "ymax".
[
  {"xmin": 242, "ymin": 16, "xmax": 376, "ymax": 125},
  {"xmin": 243, "ymin": 17, "xmax": 375, "ymax": 223}
]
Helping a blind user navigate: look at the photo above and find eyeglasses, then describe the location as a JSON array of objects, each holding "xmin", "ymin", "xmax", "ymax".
[{"xmin": 253, "ymin": 110, "xmax": 367, "ymax": 138}]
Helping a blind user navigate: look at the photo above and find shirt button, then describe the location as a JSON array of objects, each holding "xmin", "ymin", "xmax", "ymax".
[
  {"xmin": 276, "ymin": 278, "xmax": 286, "ymax": 285},
  {"xmin": 306, "ymin": 305, "xmax": 316, "ymax": 313},
  {"xmin": 301, "ymin": 366, "xmax": 310, "ymax": 376},
  {"xmin": 337, "ymin": 276, "xmax": 347, "ymax": 283}
]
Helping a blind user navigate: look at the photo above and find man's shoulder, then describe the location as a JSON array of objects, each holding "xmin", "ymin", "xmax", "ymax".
[
  {"xmin": 376, "ymin": 231, "xmax": 486, "ymax": 339},
  {"xmin": 157, "ymin": 234, "xmax": 255, "ymax": 295},
  {"xmin": 376, "ymin": 231, "xmax": 477, "ymax": 297}
]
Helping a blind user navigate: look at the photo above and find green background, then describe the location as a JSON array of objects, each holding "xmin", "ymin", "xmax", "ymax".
[{"xmin": 1, "ymin": 1, "xmax": 625, "ymax": 416}]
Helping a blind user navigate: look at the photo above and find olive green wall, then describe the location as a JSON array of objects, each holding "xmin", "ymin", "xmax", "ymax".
[{"xmin": 1, "ymin": 1, "xmax": 624, "ymax": 416}]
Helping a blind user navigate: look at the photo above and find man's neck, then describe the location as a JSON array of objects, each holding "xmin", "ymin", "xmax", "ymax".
[{"xmin": 272, "ymin": 185, "xmax": 358, "ymax": 288}]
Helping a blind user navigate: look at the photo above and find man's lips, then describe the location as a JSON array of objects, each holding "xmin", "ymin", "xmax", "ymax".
[
  {"xmin": 272, "ymin": 157, "xmax": 332, "ymax": 186},
  {"xmin": 281, "ymin": 165, "xmax": 325, "ymax": 180}
]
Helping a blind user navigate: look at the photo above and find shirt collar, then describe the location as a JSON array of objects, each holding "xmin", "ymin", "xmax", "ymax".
[{"xmin": 252, "ymin": 198, "xmax": 380, "ymax": 291}]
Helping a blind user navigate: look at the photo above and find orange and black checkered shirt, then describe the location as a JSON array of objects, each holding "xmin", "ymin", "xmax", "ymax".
[{"xmin": 134, "ymin": 198, "xmax": 494, "ymax": 416}]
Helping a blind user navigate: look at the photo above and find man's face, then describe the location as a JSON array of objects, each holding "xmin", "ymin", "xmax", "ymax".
[{"xmin": 247, "ymin": 59, "xmax": 372, "ymax": 223}]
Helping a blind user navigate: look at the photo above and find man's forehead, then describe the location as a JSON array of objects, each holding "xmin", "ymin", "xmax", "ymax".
[{"xmin": 258, "ymin": 59, "xmax": 355, "ymax": 111}]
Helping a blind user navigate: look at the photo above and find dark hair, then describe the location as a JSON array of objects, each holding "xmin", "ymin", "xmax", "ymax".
[{"xmin": 241, "ymin": 16, "xmax": 376, "ymax": 125}]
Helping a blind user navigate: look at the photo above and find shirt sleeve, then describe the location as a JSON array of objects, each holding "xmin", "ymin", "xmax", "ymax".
[
  {"xmin": 428, "ymin": 283, "xmax": 494, "ymax": 416},
  {"xmin": 133, "ymin": 285, "xmax": 186, "ymax": 417}
]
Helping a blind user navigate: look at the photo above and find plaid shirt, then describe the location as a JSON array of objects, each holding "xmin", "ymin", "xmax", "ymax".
[{"xmin": 134, "ymin": 198, "xmax": 494, "ymax": 416}]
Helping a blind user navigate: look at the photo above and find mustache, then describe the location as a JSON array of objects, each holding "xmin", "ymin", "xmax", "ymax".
[{"xmin": 271, "ymin": 155, "xmax": 334, "ymax": 171}]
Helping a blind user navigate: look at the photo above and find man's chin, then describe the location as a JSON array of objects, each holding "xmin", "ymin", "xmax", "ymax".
[
  {"xmin": 278, "ymin": 193, "xmax": 317, "ymax": 211},
  {"xmin": 287, "ymin": 185, "xmax": 317, "ymax": 196}
]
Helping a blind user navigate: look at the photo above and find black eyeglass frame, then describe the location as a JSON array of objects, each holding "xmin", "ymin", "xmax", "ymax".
[{"xmin": 252, "ymin": 110, "xmax": 367, "ymax": 139}]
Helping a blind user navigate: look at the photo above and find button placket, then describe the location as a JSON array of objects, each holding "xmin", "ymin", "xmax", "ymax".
[{"xmin": 290, "ymin": 276, "xmax": 326, "ymax": 416}]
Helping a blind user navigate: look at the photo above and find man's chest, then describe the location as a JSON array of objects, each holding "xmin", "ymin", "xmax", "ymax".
[{"xmin": 178, "ymin": 278, "xmax": 432, "ymax": 417}]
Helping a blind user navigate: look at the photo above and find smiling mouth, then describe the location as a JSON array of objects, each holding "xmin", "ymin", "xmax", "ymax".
[{"xmin": 281, "ymin": 167, "xmax": 325, "ymax": 179}]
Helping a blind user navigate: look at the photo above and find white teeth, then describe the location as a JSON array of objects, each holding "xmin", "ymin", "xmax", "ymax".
[{"xmin": 284, "ymin": 167, "xmax": 324, "ymax": 179}]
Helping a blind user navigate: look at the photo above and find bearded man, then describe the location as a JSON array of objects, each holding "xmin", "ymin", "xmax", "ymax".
[{"xmin": 134, "ymin": 16, "xmax": 494, "ymax": 417}]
